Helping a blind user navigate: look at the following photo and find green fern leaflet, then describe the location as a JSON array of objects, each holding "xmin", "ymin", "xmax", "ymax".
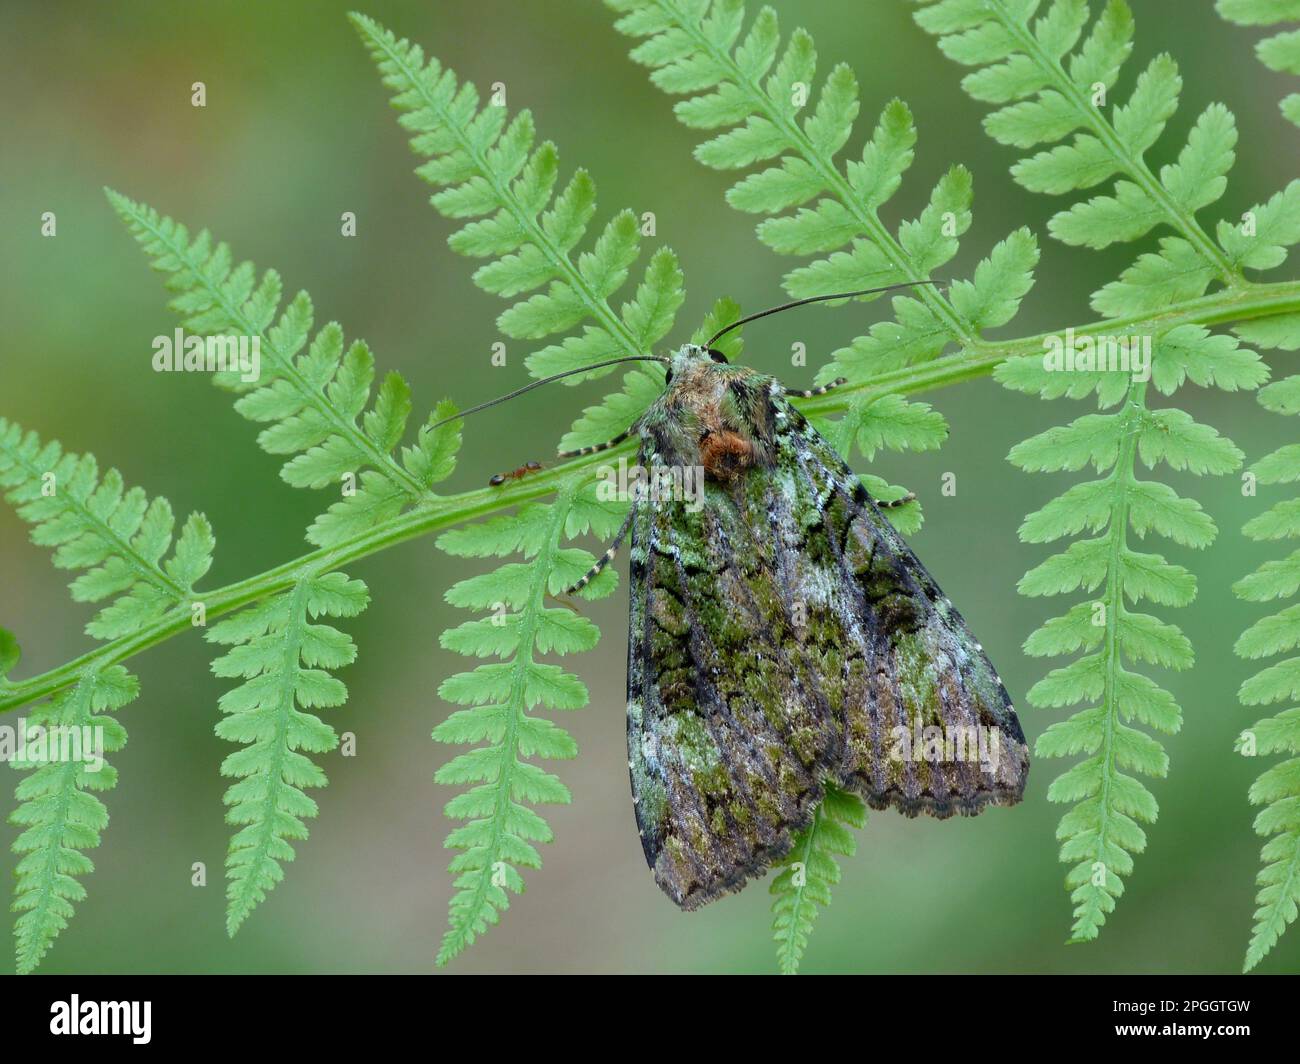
[{"xmin": 1236, "ymin": 372, "xmax": 1300, "ymax": 971}]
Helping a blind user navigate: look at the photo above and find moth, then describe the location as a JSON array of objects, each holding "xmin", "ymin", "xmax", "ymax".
[{"xmin": 444, "ymin": 282, "xmax": 1029, "ymax": 911}]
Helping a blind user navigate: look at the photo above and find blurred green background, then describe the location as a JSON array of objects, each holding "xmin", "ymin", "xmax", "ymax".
[{"xmin": 1, "ymin": 0, "xmax": 1296, "ymax": 974}]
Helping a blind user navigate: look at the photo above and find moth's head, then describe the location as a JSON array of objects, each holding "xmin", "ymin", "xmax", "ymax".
[{"xmin": 664, "ymin": 343, "xmax": 729, "ymax": 386}]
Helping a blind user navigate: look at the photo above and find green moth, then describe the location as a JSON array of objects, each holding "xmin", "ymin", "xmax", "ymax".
[{"xmin": 473, "ymin": 285, "xmax": 1030, "ymax": 910}]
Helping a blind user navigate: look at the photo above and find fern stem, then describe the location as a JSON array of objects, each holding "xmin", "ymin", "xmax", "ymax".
[
  {"xmin": 6, "ymin": 280, "xmax": 1300, "ymax": 716},
  {"xmin": 653, "ymin": 0, "xmax": 977, "ymax": 346},
  {"xmin": 987, "ymin": 0, "xmax": 1240, "ymax": 283},
  {"xmin": 799, "ymin": 278, "xmax": 1300, "ymax": 417}
]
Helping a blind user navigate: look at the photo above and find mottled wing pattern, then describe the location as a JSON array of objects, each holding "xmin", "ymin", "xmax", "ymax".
[
  {"xmin": 626, "ymin": 464, "xmax": 842, "ymax": 910},
  {"xmin": 777, "ymin": 401, "xmax": 1030, "ymax": 815},
  {"xmin": 627, "ymin": 388, "xmax": 1028, "ymax": 910}
]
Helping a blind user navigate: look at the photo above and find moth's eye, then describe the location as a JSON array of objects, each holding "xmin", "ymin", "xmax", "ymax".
[
  {"xmin": 707, "ymin": 348, "xmax": 729, "ymax": 364},
  {"xmin": 663, "ymin": 367, "xmax": 673, "ymax": 385}
]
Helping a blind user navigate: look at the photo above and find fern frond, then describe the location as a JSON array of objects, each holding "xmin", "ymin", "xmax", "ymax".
[
  {"xmin": 606, "ymin": 0, "xmax": 1041, "ymax": 511},
  {"xmin": 769, "ymin": 783, "xmax": 865, "ymax": 975},
  {"xmin": 911, "ymin": 0, "xmax": 1274, "ymax": 941},
  {"xmin": 10, "ymin": 666, "xmax": 135, "ymax": 973},
  {"xmin": 433, "ymin": 479, "xmax": 622, "ymax": 964},
  {"xmin": 0, "ymin": 418, "xmax": 214, "ymax": 640},
  {"xmin": 1011, "ymin": 373, "xmax": 1249, "ymax": 941},
  {"xmin": 0, "ymin": 419, "xmax": 212, "ymax": 971},
  {"xmin": 912, "ymin": 0, "xmax": 1300, "ymax": 326},
  {"xmin": 108, "ymin": 192, "xmax": 459, "ymax": 548},
  {"xmin": 1235, "ymin": 371, "xmax": 1300, "ymax": 971},
  {"xmin": 351, "ymin": 13, "xmax": 687, "ymax": 452},
  {"xmin": 1005, "ymin": 329, "xmax": 1261, "ymax": 942},
  {"xmin": 206, "ymin": 571, "xmax": 370, "ymax": 934},
  {"xmin": 1006, "ymin": 328, "xmax": 1261, "ymax": 945},
  {"xmin": 1217, "ymin": 0, "xmax": 1300, "ymax": 127}
]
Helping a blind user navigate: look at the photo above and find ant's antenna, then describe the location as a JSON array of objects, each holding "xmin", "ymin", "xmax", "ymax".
[
  {"xmin": 705, "ymin": 279, "xmax": 943, "ymax": 348},
  {"xmin": 428, "ymin": 355, "xmax": 670, "ymax": 430}
]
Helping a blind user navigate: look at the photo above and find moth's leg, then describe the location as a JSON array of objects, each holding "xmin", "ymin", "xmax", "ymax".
[
  {"xmin": 562, "ymin": 507, "xmax": 636, "ymax": 595},
  {"xmin": 852, "ymin": 479, "xmax": 916, "ymax": 510},
  {"xmin": 557, "ymin": 428, "xmax": 632, "ymax": 459},
  {"xmin": 784, "ymin": 376, "xmax": 847, "ymax": 399}
]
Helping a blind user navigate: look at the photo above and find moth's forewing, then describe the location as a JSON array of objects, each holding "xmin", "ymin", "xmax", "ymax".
[
  {"xmin": 626, "ymin": 369, "xmax": 1028, "ymax": 910},
  {"xmin": 626, "ymin": 449, "xmax": 838, "ymax": 909},
  {"xmin": 783, "ymin": 404, "xmax": 1030, "ymax": 815}
]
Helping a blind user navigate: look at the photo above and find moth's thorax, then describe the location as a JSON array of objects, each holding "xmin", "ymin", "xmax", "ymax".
[
  {"xmin": 664, "ymin": 345, "xmax": 734, "ymax": 406},
  {"xmin": 646, "ymin": 345, "xmax": 774, "ymax": 482}
]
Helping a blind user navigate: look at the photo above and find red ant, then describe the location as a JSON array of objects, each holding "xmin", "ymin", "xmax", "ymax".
[{"xmin": 488, "ymin": 460, "xmax": 542, "ymax": 487}]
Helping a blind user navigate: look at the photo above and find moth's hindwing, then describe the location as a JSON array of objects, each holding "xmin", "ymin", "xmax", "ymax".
[{"xmin": 626, "ymin": 383, "xmax": 1028, "ymax": 911}]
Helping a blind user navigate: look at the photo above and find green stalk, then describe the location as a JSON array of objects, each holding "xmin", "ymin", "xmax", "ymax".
[{"xmin": 4, "ymin": 279, "xmax": 1300, "ymax": 715}]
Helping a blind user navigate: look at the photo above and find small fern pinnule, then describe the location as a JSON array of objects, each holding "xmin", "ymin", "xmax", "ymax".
[
  {"xmin": 605, "ymin": 0, "xmax": 1043, "ymax": 534},
  {"xmin": 1217, "ymin": 0, "xmax": 1300, "ymax": 128},
  {"xmin": 769, "ymin": 783, "xmax": 865, "ymax": 975},
  {"xmin": 1235, "ymin": 372, "xmax": 1300, "ymax": 971},
  {"xmin": 350, "ymin": 11, "xmax": 687, "ymax": 456},
  {"xmin": 0, "ymin": 418, "xmax": 216, "ymax": 640},
  {"xmin": 10, "ymin": 667, "xmax": 134, "ymax": 975},
  {"xmin": 0, "ymin": 419, "xmax": 214, "ymax": 971},
  {"xmin": 106, "ymin": 191, "xmax": 462, "ymax": 550},
  {"xmin": 433, "ymin": 480, "xmax": 624, "ymax": 964},
  {"xmin": 207, "ymin": 572, "xmax": 371, "ymax": 934},
  {"xmin": 915, "ymin": 0, "xmax": 1291, "ymax": 940},
  {"xmin": 1006, "ymin": 368, "xmax": 1250, "ymax": 942}
]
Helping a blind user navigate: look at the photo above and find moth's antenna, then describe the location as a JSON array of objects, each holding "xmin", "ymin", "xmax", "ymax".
[
  {"xmin": 428, "ymin": 355, "xmax": 670, "ymax": 430},
  {"xmin": 705, "ymin": 279, "xmax": 943, "ymax": 348}
]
